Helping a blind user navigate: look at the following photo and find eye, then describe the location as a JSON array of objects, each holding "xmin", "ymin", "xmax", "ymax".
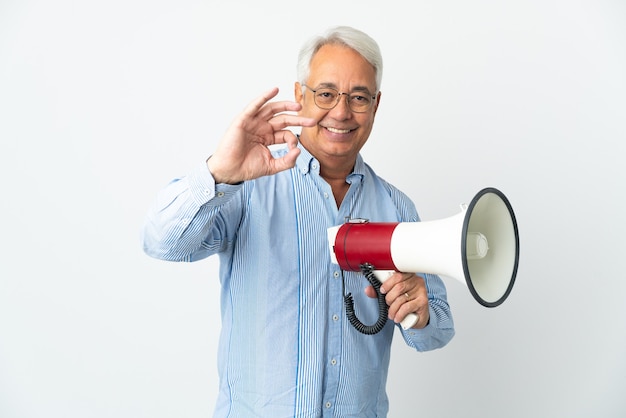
[
  {"xmin": 317, "ymin": 90, "xmax": 337, "ymax": 100},
  {"xmin": 351, "ymin": 94, "xmax": 370, "ymax": 103}
]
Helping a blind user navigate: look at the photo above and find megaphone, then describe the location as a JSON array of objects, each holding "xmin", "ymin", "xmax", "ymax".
[{"xmin": 327, "ymin": 187, "xmax": 519, "ymax": 333}]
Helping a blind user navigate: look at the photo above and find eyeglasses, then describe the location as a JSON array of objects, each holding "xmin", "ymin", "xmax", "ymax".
[{"xmin": 304, "ymin": 84, "xmax": 376, "ymax": 113}]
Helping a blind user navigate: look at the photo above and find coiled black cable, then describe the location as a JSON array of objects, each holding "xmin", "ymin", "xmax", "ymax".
[{"xmin": 342, "ymin": 263, "xmax": 389, "ymax": 335}]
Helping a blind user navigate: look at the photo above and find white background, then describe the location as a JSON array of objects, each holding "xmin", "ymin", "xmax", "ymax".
[{"xmin": 1, "ymin": 1, "xmax": 625, "ymax": 417}]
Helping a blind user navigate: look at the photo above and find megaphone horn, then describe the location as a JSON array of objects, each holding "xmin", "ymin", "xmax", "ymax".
[{"xmin": 327, "ymin": 187, "xmax": 519, "ymax": 332}]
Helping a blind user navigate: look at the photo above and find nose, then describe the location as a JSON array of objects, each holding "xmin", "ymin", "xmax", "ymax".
[{"xmin": 329, "ymin": 93, "xmax": 353, "ymax": 118}]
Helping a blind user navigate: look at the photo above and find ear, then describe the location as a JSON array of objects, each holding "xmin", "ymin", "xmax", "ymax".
[
  {"xmin": 294, "ymin": 82, "xmax": 304, "ymax": 105},
  {"xmin": 373, "ymin": 91, "xmax": 381, "ymax": 115}
]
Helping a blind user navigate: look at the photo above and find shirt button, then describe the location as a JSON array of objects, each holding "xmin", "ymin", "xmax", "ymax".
[
  {"xmin": 333, "ymin": 271, "xmax": 340, "ymax": 278},
  {"xmin": 203, "ymin": 188, "xmax": 211, "ymax": 195},
  {"xmin": 216, "ymin": 191, "xmax": 225, "ymax": 197},
  {"xmin": 332, "ymin": 314, "xmax": 339, "ymax": 321},
  {"xmin": 331, "ymin": 359, "xmax": 337, "ymax": 365},
  {"xmin": 325, "ymin": 402, "xmax": 332, "ymax": 409}
]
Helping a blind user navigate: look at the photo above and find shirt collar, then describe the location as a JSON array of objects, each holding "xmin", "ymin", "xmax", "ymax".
[{"xmin": 295, "ymin": 141, "xmax": 366, "ymax": 183}]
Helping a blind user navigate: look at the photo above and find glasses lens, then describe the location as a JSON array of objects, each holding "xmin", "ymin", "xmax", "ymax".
[
  {"xmin": 314, "ymin": 88, "xmax": 338, "ymax": 109},
  {"xmin": 348, "ymin": 93, "xmax": 372, "ymax": 112}
]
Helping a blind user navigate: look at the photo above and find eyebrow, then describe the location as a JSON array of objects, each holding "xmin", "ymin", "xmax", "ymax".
[{"xmin": 315, "ymin": 82, "xmax": 375, "ymax": 95}]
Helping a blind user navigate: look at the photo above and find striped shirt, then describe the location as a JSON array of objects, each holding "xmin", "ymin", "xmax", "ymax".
[{"xmin": 142, "ymin": 144, "xmax": 455, "ymax": 417}]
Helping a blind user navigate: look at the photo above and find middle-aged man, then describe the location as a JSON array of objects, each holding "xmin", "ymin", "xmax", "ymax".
[{"xmin": 142, "ymin": 25, "xmax": 455, "ymax": 417}]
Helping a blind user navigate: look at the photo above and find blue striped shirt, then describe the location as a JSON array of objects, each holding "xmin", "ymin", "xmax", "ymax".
[{"xmin": 142, "ymin": 144, "xmax": 455, "ymax": 417}]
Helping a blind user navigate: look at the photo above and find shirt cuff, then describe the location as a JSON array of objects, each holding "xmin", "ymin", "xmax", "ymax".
[
  {"xmin": 401, "ymin": 306, "xmax": 438, "ymax": 343},
  {"xmin": 188, "ymin": 161, "xmax": 243, "ymax": 206}
]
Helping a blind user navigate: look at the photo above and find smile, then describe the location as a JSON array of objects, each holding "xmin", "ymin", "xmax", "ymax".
[{"xmin": 326, "ymin": 126, "xmax": 354, "ymax": 134}]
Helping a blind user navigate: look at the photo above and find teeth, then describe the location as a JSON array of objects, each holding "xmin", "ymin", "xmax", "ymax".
[{"xmin": 327, "ymin": 126, "xmax": 351, "ymax": 134}]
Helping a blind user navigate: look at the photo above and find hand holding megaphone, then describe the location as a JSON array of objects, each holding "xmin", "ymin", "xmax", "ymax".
[{"xmin": 370, "ymin": 270, "xmax": 420, "ymax": 330}]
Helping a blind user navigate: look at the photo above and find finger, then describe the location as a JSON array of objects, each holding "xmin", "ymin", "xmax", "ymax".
[
  {"xmin": 241, "ymin": 87, "xmax": 281, "ymax": 119},
  {"xmin": 383, "ymin": 275, "xmax": 412, "ymax": 306},
  {"xmin": 258, "ymin": 100, "xmax": 307, "ymax": 120},
  {"xmin": 273, "ymin": 129, "xmax": 299, "ymax": 148},
  {"xmin": 268, "ymin": 113, "xmax": 317, "ymax": 130},
  {"xmin": 379, "ymin": 271, "xmax": 405, "ymax": 295},
  {"xmin": 394, "ymin": 296, "xmax": 418, "ymax": 320},
  {"xmin": 386, "ymin": 275, "xmax": 423, "ymax": 320},
  {"xmin": 389, "ymin": 296, "xmax": 421, "ymax": 327},
  {"xmin": 387, "ymin": 295, "xmax": 410, "ymax": 322},
  {"xmin": 399, "ymin": 302, "xmax": 428, "ymax": 329},
  {"xmin": 397, "ymin": 286, "xmax": 429, "ymax": 328}
]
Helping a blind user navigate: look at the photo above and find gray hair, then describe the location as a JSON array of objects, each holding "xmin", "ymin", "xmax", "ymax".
[{"xmin": 297, "ymin": 26, "xmax": 383, "ymax": 92}]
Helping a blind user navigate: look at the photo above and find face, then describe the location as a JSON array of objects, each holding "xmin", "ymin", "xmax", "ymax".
[{"xmin": 295, "ymin": 43, "xmax": 381, "ymax": 169}]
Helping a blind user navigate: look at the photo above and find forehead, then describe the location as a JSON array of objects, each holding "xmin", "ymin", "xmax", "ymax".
[{"xmin": 308, "ymin": 43, "xmax": 376, "ymax": 91}]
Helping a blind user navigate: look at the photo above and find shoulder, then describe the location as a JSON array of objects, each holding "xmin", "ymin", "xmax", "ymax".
[{"xmin": 362, "ymin": 162, "xmax": 420, "ymax": 222}]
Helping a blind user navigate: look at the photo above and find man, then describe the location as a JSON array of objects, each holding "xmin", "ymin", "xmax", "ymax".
[{"xmin": 142, "ymin": 26, "xmax": 454, "ymax": 417}]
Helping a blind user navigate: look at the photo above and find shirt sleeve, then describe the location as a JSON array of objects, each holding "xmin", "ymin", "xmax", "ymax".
[
  {"xmin": 398, "ymin": 273, "xmax": 455, "ymax": 351},
  {"xmin": 141, "ymin": 161, "xmax": 243, "ymax": 262}
]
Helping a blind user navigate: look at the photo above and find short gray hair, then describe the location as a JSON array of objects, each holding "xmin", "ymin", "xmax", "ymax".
[{"xmin": 297, "ymin": 26, "xmax": 383, "ymax": 91}]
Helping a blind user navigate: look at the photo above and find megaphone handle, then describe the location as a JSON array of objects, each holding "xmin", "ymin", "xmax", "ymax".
[{"xmin": 372, "ymin": 270, "xmax": 419, "ymax": 330}]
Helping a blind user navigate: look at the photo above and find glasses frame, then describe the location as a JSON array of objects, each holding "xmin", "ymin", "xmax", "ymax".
[{"xmin": 303, "ymin": 84, "xmax": 377, "ymax": 113}]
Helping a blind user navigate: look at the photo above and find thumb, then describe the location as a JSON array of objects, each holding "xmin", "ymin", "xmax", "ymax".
[
  {"xmin": 270, "ymin": 147, "xmax": 301, "ymax": 174},
  {"xmin": 364, "ymin": 285, "xmax": 378, "ymax": 299}
]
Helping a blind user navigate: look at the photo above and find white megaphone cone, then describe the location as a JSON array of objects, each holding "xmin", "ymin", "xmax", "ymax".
[{"xmin": 328, "ymin": 187, "xmax": 519, "ymax": 332}]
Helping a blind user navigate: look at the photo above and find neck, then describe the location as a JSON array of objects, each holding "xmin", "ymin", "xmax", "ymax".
[
  {"xmin": 297, "ymin": 137, "xmax": 357, "ymax": 207},
  {"xmin": 320, "ymin": 165, "xmax": 353, "ymax": 208}
]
